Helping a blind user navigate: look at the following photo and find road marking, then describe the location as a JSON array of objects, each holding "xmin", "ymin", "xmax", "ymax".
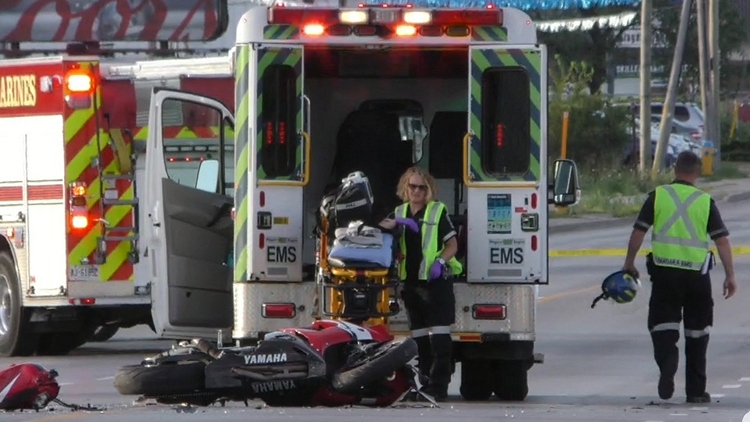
[
  {"xmin": 711, "ymin": 393, "xmax": 725, "ymax": 398},
  {"xmin": 740, "ymin": 377, "xmax": 750, "ymax": 381},
  {"xmin": 96, "ymin": 376, "xmax": 114, "ymax": 381},
  {"xmin": 722, "ymin": 384, "xmax": 742, "ymax": 389},
  {"xmin": 669, "ymin": 413, "xmax": 688, "ymax": 416},
  {"xmin": 549, "ymin": 246, "xmax": 750, "ymax": 258},
  {"xmin": 689, "ymin": 407, "xmax": 709, "ymax": 411},
  {"xmin": 58, "ymin": 382, "xmax": 74, "ymax": 386},
  {"xmin": 538, "ymin": 285, "xmax": 599, "ymax": 304}
]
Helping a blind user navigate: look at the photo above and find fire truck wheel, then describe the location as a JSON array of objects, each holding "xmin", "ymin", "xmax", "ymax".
[
  {"xmin": 90, "ymin": 325, "xmax": 120, "ymax": 342},
  {"xmin": 459, "ymin": 358, "xmax": 493, "ymax": 401},
  {"xmin": 492, "ymin": 360, "xmax": 529, "ymax": 401},
  {"xmin": 114, "ymin": 362, "xmax": 206, "ymax": 396},
  {"xmin": 331, "ymin": 338, "xmax": 418, "ymax": 394},
  {"xmin": 0, "ymin": 252, "xmax": 38, "ymax": 357}
]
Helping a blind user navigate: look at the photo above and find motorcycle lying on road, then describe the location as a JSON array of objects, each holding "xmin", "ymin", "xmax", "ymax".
[
  {"xmin": 113, "ymin": 320, "xmax": 421, "ymax": 408},
  {"xmin": 114, "ymin": 172, "xmax": 429, "ymax": 408}
]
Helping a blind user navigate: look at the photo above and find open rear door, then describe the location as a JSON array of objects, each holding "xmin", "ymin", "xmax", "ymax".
[
  {"xmin": 144, "ymin": 88, "xmax": 236, "ymax": 340},
  {"xmin": 464, "ymin": 45, "xmax": 548, "ymax": 284}
]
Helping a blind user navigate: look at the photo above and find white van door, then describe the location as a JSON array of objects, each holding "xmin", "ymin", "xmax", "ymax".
[{"xmin": 144, "ymin": 87, "xmax": 236, "ymax": 340}]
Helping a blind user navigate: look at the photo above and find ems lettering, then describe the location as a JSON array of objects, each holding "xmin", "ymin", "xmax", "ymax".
[
  {"xmin": 250, "ymin": 380, "xmax": 296, "ymax": 393},
  {"xmin": 490, "ymin": 247, "xmax": 524, "ymax": 265},
  {"xmin": 244, "ymin": 353, "xmax": 288, "ymax": 364},
  {"xmin": 0, "ymin": 75, "xmax": 37, "ymax": 108},
  {"xmin": 267, "ymin": 246, "xmax": 296, "ymax": 263}
]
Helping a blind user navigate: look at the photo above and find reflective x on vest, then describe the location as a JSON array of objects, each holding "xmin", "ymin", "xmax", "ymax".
[{"xmin": 651, "ymin": 184, "xmax": 710, "ymax": 270}]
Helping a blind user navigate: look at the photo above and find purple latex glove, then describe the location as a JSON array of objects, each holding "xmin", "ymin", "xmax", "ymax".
[
  {"xmin": 429, "ymin": 260, "xmax": 445, "ymax": 280},
  {"xmin": 395, "ymin": 217, "xmax": 419, "ymax": 233}
]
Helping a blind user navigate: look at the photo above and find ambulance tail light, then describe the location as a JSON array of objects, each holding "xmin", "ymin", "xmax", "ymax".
[
  {"xmin": 303, "ymin": 23, "xmax": 325, "ymax": 36},
  {"xmin": 262, "ymin": 303, "xmax": 296, "ymax": 318},
  {"xmin": 472, "ymin": 304, "xmax": 507, "ymax": 320},
  {"xmin": 339, "ymin": 9, "xmax": 368, "ymax": 24},
  {"xmin": 403, "ymin": 10, "xmax": 431, "ymax": 24},
  {"xmin": 69, "ymin": 182, "xmax": 89, "ymax": 230},
  {"xmin": 395, "ymin": 24, "xmax": 417, "ymax": 36}
]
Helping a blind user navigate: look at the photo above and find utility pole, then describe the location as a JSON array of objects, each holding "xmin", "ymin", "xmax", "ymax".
[
  {"xmin": 639, "ymin": 0, "xmax": 652, "ymax": 175},
  {"xmin": 708, "ymin": 0, "xmax": 721, "ymax": 167},
  {"xmin": 696, "ymin": 0, "xmax": 709, "ymax": 126},
  {"xmin": 653, "ymin": 0, "xmax": 693, "ymax": 180}
]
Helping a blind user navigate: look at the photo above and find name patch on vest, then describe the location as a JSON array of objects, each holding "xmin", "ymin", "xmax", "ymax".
[{"xmin": 653, "ymin": 256, "xmax": 700, "ymax": 269}]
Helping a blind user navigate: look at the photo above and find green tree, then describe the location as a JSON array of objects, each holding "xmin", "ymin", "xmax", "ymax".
[
  {"xmin": 652, "ymin": 0, "xmax": 748, "ymax": 98},
  {"xmin": 532, "ymin": 7, "xmax": 639, "ymax": 94}
]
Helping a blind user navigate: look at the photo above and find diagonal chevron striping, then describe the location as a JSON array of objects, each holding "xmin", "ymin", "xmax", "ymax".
[
  {"xmin": 469, "ymin": 48, "xmax": 542, "ymax": 182},
  {"xmin": 234, "ymin": 43, "xmax": 250, "ymax": 283}
]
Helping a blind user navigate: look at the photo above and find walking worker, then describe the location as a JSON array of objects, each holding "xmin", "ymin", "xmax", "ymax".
[
  {"xmin": 622, "ymin": 150, "xmax": 737, "ymax": 404},
  {"xmin": 379, "ymin": 166, "xmax": 462, "ymax": 401}
]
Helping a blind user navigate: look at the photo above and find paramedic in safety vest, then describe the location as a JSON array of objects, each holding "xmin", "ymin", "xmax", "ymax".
[
  {"xmin": 622, "ymin": 151, "xmax": 737, "ymax": 404},
  {"xmin": 380, "ymin": 166, "xmax": 462, "ymax": 402}
]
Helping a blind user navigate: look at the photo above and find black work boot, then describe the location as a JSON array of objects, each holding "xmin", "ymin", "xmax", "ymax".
[{"xmin": 686, "ymin": 392, "xmax": 711, "ymax": 404}]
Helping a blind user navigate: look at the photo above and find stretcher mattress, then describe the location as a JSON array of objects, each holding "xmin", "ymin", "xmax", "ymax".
[{"xmin": 328, "ymin": 233, "xmax": 394, "ymax": 268}]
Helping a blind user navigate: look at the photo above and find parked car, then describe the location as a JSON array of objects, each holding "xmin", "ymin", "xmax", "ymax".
[
  {"xmin": 623, "ymin": 119, "xmax": 702, "ymax": 167},
  {"xmin": 630, "ymin": 102, "xmax": 705, "ymax": 142}
]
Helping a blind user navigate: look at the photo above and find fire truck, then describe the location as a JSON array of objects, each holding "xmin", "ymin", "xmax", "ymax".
[
  {"xmin": 0, "ymin": 0, "xmax": 581, "ymax": 402},
  {"xmin": 0, "ymin": 53, "xmax": 236, "ymax": 357}
]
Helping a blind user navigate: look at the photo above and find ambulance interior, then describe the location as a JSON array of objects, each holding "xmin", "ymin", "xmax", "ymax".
[{"xmin": 271, "ymin": 46, "xmax": 528, "ymax": 273}]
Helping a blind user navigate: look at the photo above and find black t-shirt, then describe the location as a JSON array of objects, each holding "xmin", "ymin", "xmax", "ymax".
[
  {"xmin": 633, "ymin": 180, "xmax": 729, "ymax": 240},
  {"xmin": 391, "ymin": 203, "xmax": 457, "ymax": 281}
]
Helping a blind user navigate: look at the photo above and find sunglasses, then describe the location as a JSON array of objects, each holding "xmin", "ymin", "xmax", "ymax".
[{"xmin": 408, "ymin": 183, "xmax": 427, "ymax": 191}]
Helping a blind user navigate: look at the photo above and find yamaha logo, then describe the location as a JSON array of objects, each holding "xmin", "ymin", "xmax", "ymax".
[{"xmin": 244, "ymin": 353, "xmax": 288, "ymax": 365}]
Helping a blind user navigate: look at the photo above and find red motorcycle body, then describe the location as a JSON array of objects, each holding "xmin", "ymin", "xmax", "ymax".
[{"xmin": 0, "ymin": 363, "xmax": 60, "ymax": 411}]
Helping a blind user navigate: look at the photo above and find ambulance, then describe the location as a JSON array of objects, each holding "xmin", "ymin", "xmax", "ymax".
[{"xmin": 140, "ymin": 1, "xmax": 580, "ymax": 402}]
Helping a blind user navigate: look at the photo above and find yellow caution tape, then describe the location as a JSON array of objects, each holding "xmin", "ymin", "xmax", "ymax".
[{"xmin": 549, "ymin": 246, "xmax": 750, "ymax": 258}]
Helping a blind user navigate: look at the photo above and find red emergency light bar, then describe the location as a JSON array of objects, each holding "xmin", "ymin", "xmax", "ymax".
[{"xmin": 268, "ymin": 5, "xmax": 502, "ymax": 27}]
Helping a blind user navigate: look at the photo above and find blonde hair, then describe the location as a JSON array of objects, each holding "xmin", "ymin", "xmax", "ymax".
[{"xmin": 396, "ymin": 166, "xmax": 438, "ymax": 202}]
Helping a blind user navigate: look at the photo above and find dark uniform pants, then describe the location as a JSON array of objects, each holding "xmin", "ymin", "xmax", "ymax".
[
  {"xmin": 648, "ymin": 266, "xmax": 713, "ymax": 397},
  {"xmin": 401, "ymin": 278, "xmax": 455, "ymax": 392}
]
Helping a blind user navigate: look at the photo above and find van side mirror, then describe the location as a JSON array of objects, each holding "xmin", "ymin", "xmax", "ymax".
[
  {"xmin": 196, "ymin": 159, "xmax": 220, "ymax": 193},
  {"xmin": 551, "ymin": 159, "xmax": 580, "ymax": 206}
]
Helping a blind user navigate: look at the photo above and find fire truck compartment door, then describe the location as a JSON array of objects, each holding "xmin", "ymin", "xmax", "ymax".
[{"xmin": 145, "ymin": 87, "xmax": 236, "ymax": 340}]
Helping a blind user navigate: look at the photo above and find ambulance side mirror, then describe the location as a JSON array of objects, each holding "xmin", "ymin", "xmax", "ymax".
[
  {"xmin": 196, "ymin": 159, "xmax": 220, "ymax": 193},
  {"xmin": 551, "ymin": 159, "xmax": 581, "ymax": 206}
]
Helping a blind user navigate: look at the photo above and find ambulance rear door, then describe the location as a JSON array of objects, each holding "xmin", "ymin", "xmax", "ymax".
[
  {"xmin": 464, "ymin": 45, "xmax": 548, "ymax": 284},
  {"xmin": 248, "ymin": 44, "xmax": 308, "ymax": 283}
]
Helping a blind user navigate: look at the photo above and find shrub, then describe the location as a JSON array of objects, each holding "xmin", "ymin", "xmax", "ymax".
[{"xmin": 547, "ymin": 57, "xmax": 633, "ymax": 169}]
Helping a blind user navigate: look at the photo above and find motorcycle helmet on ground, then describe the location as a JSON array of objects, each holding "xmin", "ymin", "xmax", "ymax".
[{"xmin": 590, "ymin": 270, "xmax": 641, "ymax": 309}]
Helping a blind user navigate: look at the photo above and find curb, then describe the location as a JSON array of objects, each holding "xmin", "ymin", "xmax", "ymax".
[
  {"xmin": 726, "ymin": 191, "xmax": 750, "ymax": 203},
  {"xmin": 549, "ymin": 217, "xmax": 633, "ymax": 234}
]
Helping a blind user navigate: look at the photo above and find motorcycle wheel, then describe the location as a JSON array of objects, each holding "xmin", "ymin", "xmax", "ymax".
[
  {"xmin": 114, "ymin": 361, "xmax": 205, "ymax": 396},
  {"xmin": 331, "ymin": 338, "xmax": 417, "ymax": 394}
]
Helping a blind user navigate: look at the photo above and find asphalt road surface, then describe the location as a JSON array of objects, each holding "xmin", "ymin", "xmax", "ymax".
[{"xmin": 4, "ymin": 202, "xmax": 750, "ymax": 422}]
